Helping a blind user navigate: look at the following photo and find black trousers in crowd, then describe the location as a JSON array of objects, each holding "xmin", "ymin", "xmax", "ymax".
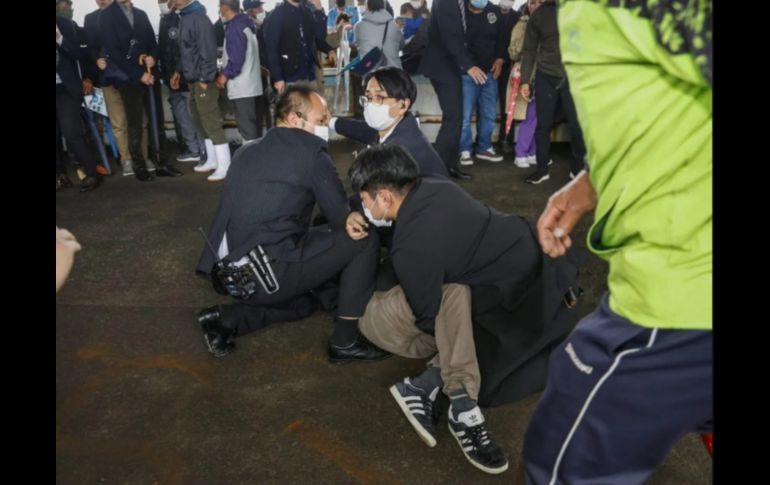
[
  {"xmin": 534, "ymin": 71, "xmax": 587, "ymax": 174},
  {"xmin": 430, "ymin": 77, "xmax": 464, "ymax": 171},
  {"xmin": 55, "ymin": 84, "xmax": 98, "ymax": 177},
  {"xmin": 219, "ymin": 227, "xmax": 380, "ymax": 338},
  {"xmin": 231, "ymin": 96, "xmax": 259, "ymax": 142}
]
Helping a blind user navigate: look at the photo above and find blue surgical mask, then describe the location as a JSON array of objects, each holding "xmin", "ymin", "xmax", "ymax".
[{"xmin": 470, "ymin": 0, "xmax": 489, "ymax": 9}]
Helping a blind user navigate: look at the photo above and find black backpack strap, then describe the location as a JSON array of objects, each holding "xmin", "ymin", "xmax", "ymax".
[{"xmin": 380, "ymin": 20, "xmax": 389, "ymax": 49}]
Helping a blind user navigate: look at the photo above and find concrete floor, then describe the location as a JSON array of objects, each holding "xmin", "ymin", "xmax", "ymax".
[{"xmin": 56, "ymin": 140, "xmax": 712, "ymax": 484}]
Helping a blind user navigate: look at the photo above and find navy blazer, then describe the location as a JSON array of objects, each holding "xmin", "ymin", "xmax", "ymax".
[
  {"xmin": 196, "ymin": 128, "xmax": 350, "ymax": 276},
  {"xmin": 97, "ymin": 2, "xmax": 159, "ymax": 84},
  {"xmin": 334, "ymin": 113, "xmax": 449, "ymax": 178}
]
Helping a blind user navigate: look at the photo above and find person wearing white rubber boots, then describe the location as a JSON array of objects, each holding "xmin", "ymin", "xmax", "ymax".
[{"xmin": 177, "ymin": 0, "xmax": 232, "ymax": 182}]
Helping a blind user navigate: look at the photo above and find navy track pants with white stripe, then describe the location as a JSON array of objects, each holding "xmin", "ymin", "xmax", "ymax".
[{"xmin": 523, "ymin": 293, "xmax": 712, "ymax": 485}]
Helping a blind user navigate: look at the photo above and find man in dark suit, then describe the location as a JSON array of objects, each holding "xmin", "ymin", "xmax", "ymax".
[
  {"xmin": 56, "ymin": 0, "xmax": 101, "ymax": 192},
  {"xmin": 418, "ymin": 0, "xmax": 487, "ymax": 181},
  {"xmin": 329, "ymin": 67, "xmax": 448, "ymax": 178},
  {"xmin": 98, "ymin": 0, "xmax": 182, "ymax": 181},
  {"xmin": 195, "ymin": 85, "xmax": 389, "ymax": 364},
  {"xmin": 83, "ymin": 0, "xmax": 138, "ymax": 177}
]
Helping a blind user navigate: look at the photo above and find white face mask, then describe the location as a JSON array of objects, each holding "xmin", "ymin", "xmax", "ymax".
[
  {"xmin": 256, "ymin": 11, "xmax": 266, "ymax": 22},
  {"xmin": 499, "ymin": 0, "xmax": 514, "ymax": 10},
  {"xmin": 410, "ymin": 1, "xmax": 422, "ymax": 10},
  {"xmin": 357, "ymin": 5, "xmax": 366, "ymax": 15},
  {"xmin": 364, "ymin": 102, "xmax": 398, "ymax": 131},
  {"xmin": 313, "ymin": 125, "xmax": 330, "ymax": 142},
  {"xmin": 159, "ymin": 3, "xmax": 171, "ymax": 15},
  {"xmin": 296, "ymin": 108, "xmax": 329, "ymax": 141},
  {"xmin": 363, "ymin": 195, "xmax": 392, "ymax": 227}
]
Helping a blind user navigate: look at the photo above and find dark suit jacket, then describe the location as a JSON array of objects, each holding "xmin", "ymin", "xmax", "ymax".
[
  {"xmin": 334, "ymin": 113, "xmax": 449, "ymax": 178},
  {"xmin": 196, "ymin": 128, "xmax": 350, "ymax": 276},
  {"xmin": 418, "ymin": 0, "xmax": 474, "ymax": 82},
  {"xmin": 97, "ymin": 2, "xmax": 159, "ymax": 84},
  {"xmin": 391, "ymin": 178, "xmax": 587, "ymax": 406}
]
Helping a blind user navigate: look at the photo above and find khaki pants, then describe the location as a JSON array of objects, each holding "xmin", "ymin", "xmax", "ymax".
[
  {"xmin": 359, "ymin": 284, "xmax": 481, "ymax": 400},
  {"xmin": 189, "ymin": 82, "xmax": 226, "ymax": 145},
  {"xmin": 102, "ymin": 85, "xmax": 128, "ymax": 160},
  {"xmin": 102, "ymin": 84, "xmax": 148, "ymax": 161}
]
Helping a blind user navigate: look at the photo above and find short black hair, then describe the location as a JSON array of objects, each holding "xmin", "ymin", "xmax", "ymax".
[
  {"xmin": 364, "ymin": 66, "xmax": 417, "ymax": 108},
  {"xmin": 274, "ymin": 83, "xmax": 316, "ymax": 124},
  {"xmin": 336, "ymin": 0, "xmax": 347, "ymax": 8},
  {"xmin": 349, "ymin": 145, "xmax": 420, "ymax": 195},
  {"xmin": 367, "ymin": 0, "xmax": 385, "ymax": 12}
]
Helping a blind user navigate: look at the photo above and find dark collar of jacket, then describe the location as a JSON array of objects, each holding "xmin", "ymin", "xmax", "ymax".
[
  {"xmin": 103, "ymin": 1, "xmax": 133, "ymax": 34},
  {"xmin": 179, "ymin": 0, "xmax": 207, "ymax": 16},
  {"xmin": 389, "ymin": 112, "xmax": 421, "ymax": 141}
]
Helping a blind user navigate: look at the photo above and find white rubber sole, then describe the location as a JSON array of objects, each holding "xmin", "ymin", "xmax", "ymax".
[
  {"xmin": 389, "ymin": 385, "xmax": 437, "ymax": 448},
  {"xmin": 194, "ymin": 164, "xmax": 217, "ymax": 173},
  {"xmin": 476, "ymin": 155, "xmax": 503, "ymax": 163}
]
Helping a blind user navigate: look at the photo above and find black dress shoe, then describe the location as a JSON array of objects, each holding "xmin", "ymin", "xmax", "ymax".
[
  {"xmin": 79, "ymin": 175, "xmax": 102, "ymax": 192},
  {"xmin": 448, "ymin": 167, "xmax": 473, "ymax": 181},
  {"xmin": 57, "ymin": 173, "xmax": 74, "ymax": 188},
  {"xmin": 155, "ymin": 165, "xmax": 183, "ymax": 177},
  {"xmin": 198, "ymin": 306, "xmax": 235, "ymax": 357},
  {"xmin": 135, "ymin": 167, "xmax": 155, "ymax": 182},
  {"xmin": 328, "ymin": 333, "xmax": 392, "ymax": 364}
]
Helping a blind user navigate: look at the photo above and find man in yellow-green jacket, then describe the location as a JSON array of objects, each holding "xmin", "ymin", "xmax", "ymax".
[{"xmin": 523, "ymin": 0, "xmax": 712, "ymax": 482}]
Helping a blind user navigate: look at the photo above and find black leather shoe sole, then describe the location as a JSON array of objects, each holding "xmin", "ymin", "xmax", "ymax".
[
  {"xmin": 198, "ymin": 307, "xmax": 235, "ymax": 357},
  {"xmin": 327, "ymin": 342, "xmax": 393, "ymax": 364}
]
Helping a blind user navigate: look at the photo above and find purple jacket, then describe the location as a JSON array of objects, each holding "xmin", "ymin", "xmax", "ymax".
[{"xmin": 223, "ymin": 13, "xmax": 257, "ymax": 80}]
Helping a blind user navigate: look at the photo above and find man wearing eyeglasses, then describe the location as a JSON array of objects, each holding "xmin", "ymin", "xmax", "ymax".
[{"xmin": 329, "ymin": 66, "xmax": 448, "ymax": 178}]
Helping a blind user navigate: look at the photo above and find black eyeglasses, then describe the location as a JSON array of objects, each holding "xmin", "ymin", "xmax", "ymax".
[{"xmin": 359, "ymin": 95, "xmax": 395, "ymax": 107}]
